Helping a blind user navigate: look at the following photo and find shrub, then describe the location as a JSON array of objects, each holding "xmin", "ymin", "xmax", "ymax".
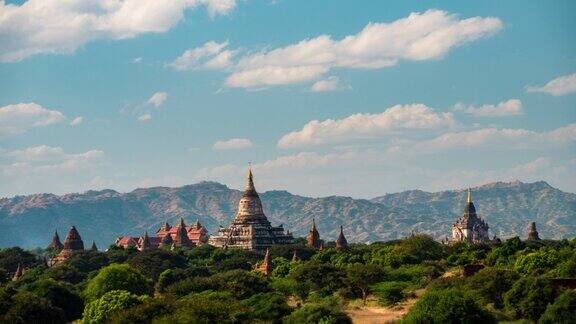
[
  {"xmin": 402, "ymin": 289, "xmax": 496, "ymax": 324},
  {"xmin": 504, "ymin": 277, "xmax": 557, "ymax": 322},
  {"xmin": 82, "ymin": 290, "xmax": 146, "ymax": 324},
  {"xmin": 538, "ymin": 290, "xmax": 576, "ymax": 324},
  {"xmin": 464, "ymin": 267, "xmax": 519, "ymax": 308},
  {"xmin": 283, "ymin": 296, "xmax": 352, "ymax": 324},
  {"xmin": 84, "ymin": 264, "xmax": 153, "ymax": 301},
  {"xmin": 514, "ymin": 248, "xmax": 559, "ymax": 276},
  {"xmin": 372, "ymin": 281, "xmax": 409, "ymax": 306}
]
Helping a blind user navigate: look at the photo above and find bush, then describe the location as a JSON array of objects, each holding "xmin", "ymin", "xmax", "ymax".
[
  {"xmin": 283, "ymin": 296, "xmax": 352, "ymax": 324},
  {"xmin": 538, "ymin": 290, "xmax": 576, "ymax": 324},
  {"xmin": 372, "ymin": 281, "xmax": 409, "ymax": 306},
  {"xmin": 82, "ymin": 290, "xmax": 146, "ymax": 324},
  {"xmin": 84, "ymin": 264, "xmax": 153, "ymax": 301},
  {"xmin": 504, "ymin": 277, "xmax": 557, "ymax": 322},
  {"xmin": 402, "ymin": 289, "xmax": 496, "ymax": 324},
  {"xmin": 514, "ymin": 248, "xmax": 559, "ymax": 276}
]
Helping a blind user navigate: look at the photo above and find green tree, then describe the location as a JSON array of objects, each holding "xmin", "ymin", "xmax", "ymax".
[
  {"xmin": 84, "ymin": 263, "xmax": 152, "ymax": 301},
  {"xmin": 372, "ymin": 281, "xmax": 409, "ymax": 306},
  {"xmin": 346, "ymin": 263, "xmax": 385, "ymax": 305},
  {"xmin": 1, "ymin": 291, "xmax": 66, "ymax": 324},
  {"xmin": 271, "ymin": 277, "xmax": 311, "ymax": 302},
  {"xmin": 22, "ymin": 278, "xmax": 84, "ymax": 321},
  {"xmin": 82, "ymin": 290, "xmax": 146, "ymax": 324},
  {"xmin": 210, "ymin": 269, "xmax": 270, "ymax": 299},
  {"xmin": 108, "ymin": 297, "xmax": 175, "ymax": 324},
  {"xmin": 289, "ymin": 260, "xmax": 346, "ymax": 296},
  {"xmin": 538, "ymin": 290, "xmax": 576, "ymax": 324},
  {"xmin": 41, "ymin": 264, "xmax": 85, "ymax": 284},
  {"xmin": 155, "ymin": 290, "xmax": 249, "ymax": 324},
  {"xmin": 403, "ymin": 289, "xmax": 496, "ymax": 324},
  {"xmin": 504, "ymin": 277, "xmax": 557, "ymax": 322},
  {"xmin": 271, "ymin": 257, "xmax": 292, "ymax": 278},
  {"xmin": 242, "ymin": 292, "xmax": 292, "ymax": 322},
  {"xmin": 514, "ymin": 248, "xmax": 559, "ymax": 275},
  {"xmin": 464, "ymin": 267, "xmax": 519, "ymax": 308},
  {"xmin": 127, "ymin": 249, "xmax": 187, "ymax": 281}
]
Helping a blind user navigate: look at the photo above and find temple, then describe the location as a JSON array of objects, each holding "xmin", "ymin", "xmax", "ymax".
[
  {"xmin": 48, "ymin": 230, "xmax": 63, "ymax": 250},
  {"xmin": 527, "ymin": 222, "xmax": 540, "ymax": 240},
  {"xmin": 50, "ymin": 226, "xmax": 85, "ymax": 266},
  {"xmin": 451, "ymin": 189, "xmax": 490, "ymax": 244},
  {"xmin": 255, "ymin": 248, "xmax": 273, "ymax": 276},
  {"xmin": 115, "ymin": 218, "xmax": 208, "ymax": 250},
  {"xmin": 209, "ymin": 166, "xmax": 293, "ymax": 250},
  {"xmin": 306, "ymin": 218, "xmax": 322, "ymax": 249},
  {"xmin": 335, "ymin": 225, "xmax": 348, "ymax": 251}
]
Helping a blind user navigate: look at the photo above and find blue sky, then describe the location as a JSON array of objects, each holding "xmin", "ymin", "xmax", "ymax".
[{"xmin": 0, "ymin": 0, "xmax": 575, "ymax": 198}]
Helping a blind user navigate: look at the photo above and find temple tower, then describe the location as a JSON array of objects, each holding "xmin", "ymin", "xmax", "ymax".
[
  {"xmin": 12, "ymin": 263, "xmax": 24, "ymax": 281},
  {"xmin": 451, "ymin": 189, "xmax": 489, "ymax": 244},
  {"xmin": 51, "ymin": 226, "xmax": 85, "ymax": 266},
  {"xmin": 90, "ymin": 241, "xmax": 98, "ymax": 251},
  {"xmin": 173, "ymin": 218, "xmax": 194, "ymax": 248},
  {"xmin": 48, "ymin": 230, "xmax": 64, "ymax": 250},
  {"xmin": 336, "ymin": 225, "xmax": 348, "ymax": 251},
  {"xmin": 209, "ymin": 166, "xmax": 293, "ymax": 250},
  {"xmin": 139, "ymin": 231, "xmax": 152, "ymax": 251},
  {"xmin": 306, "ymin": 218, "xmax": 322, "ymax": 249},
  {"xmin": 256, "ymin": 248, "xmax": 273, "ymax": 277},
  {"xmin": 527, "ymin": 222, "xmax": 540, "ymax": 240}
]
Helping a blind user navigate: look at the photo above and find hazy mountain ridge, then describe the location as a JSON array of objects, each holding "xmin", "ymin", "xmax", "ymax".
[{"xmin": 0, "ymin": 180, "xmax": 574, "ymax": 248}]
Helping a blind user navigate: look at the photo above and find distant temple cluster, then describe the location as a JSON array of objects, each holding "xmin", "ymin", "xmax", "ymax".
[
  {"xmin": 115, "ymin": 218, "xmax": 209, "ymax": 250},
  {"xmin": 36, "ymin": 166, "xmax": 545, "ymax": 276}
]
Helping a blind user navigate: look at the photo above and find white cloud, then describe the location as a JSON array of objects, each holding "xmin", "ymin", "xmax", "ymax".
[
  {"xmin": 526, "ymin": 73, "xmax": 576, "ymax": 96},
  {"xmin": 1, "ymin": 145, "xmax": 104, "ymax": 177},
  {"xmin": 70, "ymin": 116, "xmax": 83, "ymax": 126},
  {"xmin": 0, "ymin": 0, "xmax": 237, "ymax": 62},
  {"xmin": 311, "ymin": 76, "xmax": 341, "ymax": 92},
  {"xmin": 278, "ymin": 104, "xmax": 455, "ymax": 148},
  {"xmin": 455, "ymin": 99, "xmax": 522, "ymax": 117},
  {"xmin": 168, "ymin": 41, "xmax": 235, "ymax": 71},
  {"xmin": 132, "ymin": 57, "xmax": 143, "ymax": 63},
  {"xmin": 137, "ymin": 113, "xmax": 151, "ymax": 122},
  {"xmin": 403, "ymin": 124, "xmax": 576, "ymax": 153},
  {"xmin": 221, "ymin": 10, "xmax": 502, "ymax": 88},
  {"xmin": 212, "ymin": 138, "xmax": 253, "ymax": 150},
  {"xmin": 147, "ymin": 91, "xmax": 168, "ymax": 107},
  {"xmin": 0, "ymin": 102, "xmax": 66, "ymax": 136}
]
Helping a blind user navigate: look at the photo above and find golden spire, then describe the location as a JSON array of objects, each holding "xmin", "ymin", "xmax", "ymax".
[
  {"xmin": 245, "ymin": 162, "xmax": 255, "ymax": 191},
  {"xmin": 467, "ymin": 188, "xmax": 473, "ymax": 203}
]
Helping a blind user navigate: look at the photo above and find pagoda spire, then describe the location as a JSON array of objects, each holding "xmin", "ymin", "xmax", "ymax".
[
  {"xmin": 467, "ymin": 188, "xmax": 473, "ymax": 203},
  {"xmin": 307, "ymin": 218, "xmax": 321, "ymax": 249},
  {"xmin": 256, "ymin": 248, "xmax": 273, "ymax": 276},
  {"xmin": 336, "ymin": 225, "xmax": 348, "ymax": 251},
  {"xmin": 90, "ymin": 241, "xmax": 98, "ymax": 251},
  {"xmin": 48, "ymin": 230, "xmax": 64, "ymax": 250},
  {"xmin": 292, "ymin": 249, "xmax": 300, "ymax": 262}
]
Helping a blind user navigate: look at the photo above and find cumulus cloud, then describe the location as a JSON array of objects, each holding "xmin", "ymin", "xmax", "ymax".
[
  {"xmin": 212, "ymin": 138, "xmax": 253, "ymax": 150},
  {"xmin": 526, "ymin": 73, "xmax": 576, "ymax": 96},
  {"xmin": 278, "ymin": 104, "xmax": 455, "ymax": 148},
  {"xmin": 137, "ymin": 113, "xmax": 151, "ymax": 122},
  {"xmin": 0, "ymin": 0, "xmax": 237, "ymax": 62},
  {"xmin": 167, "ymin": 41, "xmax": 235, "ymax": 71},
  {"xmin": 217, "ymin": 10, "xmax": 501, "ymax": 88},
  {"xmin": 70, "ymin": 116, "xmax": 83, "ymax": 126},
  {"xmin": 147, "ymin": 91, "xmax": 168, "ymax": 107},
  {"xmin": 132, "ymin": 57, "xmax": 143, "ymax": 63},
  {"xmin": 454, "ymin": 99, "xmax": 523, "ymax": 117},
  {"xmin": 0, "ymin": 102, "xmax": 66, "ymax": 136},
  {"xmin": 311, "ymin": 76, "xmax": 341, "ymax": 92}
]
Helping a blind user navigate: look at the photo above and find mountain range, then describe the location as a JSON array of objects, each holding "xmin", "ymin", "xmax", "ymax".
[{"xmin": 0, "ymin": 180, "xmax": 574, "ymax": 248}]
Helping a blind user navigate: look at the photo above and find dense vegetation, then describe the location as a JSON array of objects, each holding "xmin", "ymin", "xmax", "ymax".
[{"xmin": 0, "ymin": 235, "xmax": 574, "ymax": 323}]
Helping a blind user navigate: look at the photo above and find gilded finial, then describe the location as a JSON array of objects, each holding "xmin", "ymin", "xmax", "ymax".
[{"xmin": 467, "ymin": 188, "xmax": 472, "ymax": 203}]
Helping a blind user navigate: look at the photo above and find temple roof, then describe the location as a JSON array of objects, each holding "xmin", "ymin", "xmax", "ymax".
[
  {"xmin": 336, "ymin": 225, "xmax": 348, "ymax": 250},
  {"xmin": 63, "ymin": 226, "xmax": 84, "ymax": 251},
  {"xmin": 48, "ymin": 230, "xmax": 64, "ymax": 250}
]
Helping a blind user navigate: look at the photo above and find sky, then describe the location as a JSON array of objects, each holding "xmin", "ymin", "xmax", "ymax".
[{"xmin": 0, "ymin": 0, "xmax": 575, "ymax": 199}]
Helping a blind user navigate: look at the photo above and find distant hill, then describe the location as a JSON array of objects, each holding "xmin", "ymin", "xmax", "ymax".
[{"xmin": 0, "ymin": 180, "xmax": 574, "ymax": 248}]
